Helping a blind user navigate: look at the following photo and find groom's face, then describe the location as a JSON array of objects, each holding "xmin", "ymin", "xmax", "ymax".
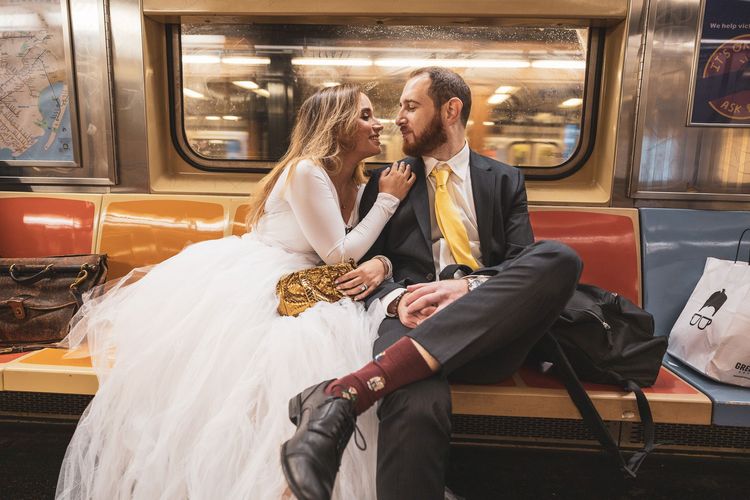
[{"xmin": 396, "ymin": 75, "xmax": 447, "ymax": 157}]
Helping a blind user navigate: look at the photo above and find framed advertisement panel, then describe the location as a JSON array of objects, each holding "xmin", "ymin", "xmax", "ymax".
[
  {"xmin": 687, "ymin": 0, "xmax": 750, "ymax": 127},
  {"xmin": 0, "ymin": 0, "xmax": 81, "ymax": 167}
]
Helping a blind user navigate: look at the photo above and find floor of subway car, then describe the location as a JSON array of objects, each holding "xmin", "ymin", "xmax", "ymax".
[{"xmin": 1, "ymin": 421, "xmax": 748, "ymax": 500}]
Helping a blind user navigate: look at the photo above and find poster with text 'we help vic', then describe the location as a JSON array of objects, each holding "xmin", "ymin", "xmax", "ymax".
[{"xmin": 689, "ymin": 0, "xmax": 750, "ymax": 126}]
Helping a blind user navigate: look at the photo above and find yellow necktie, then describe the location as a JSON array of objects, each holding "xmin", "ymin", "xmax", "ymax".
[{"xmin": 430, "ymin": 164, "xmax": 479, "ymax": 269}]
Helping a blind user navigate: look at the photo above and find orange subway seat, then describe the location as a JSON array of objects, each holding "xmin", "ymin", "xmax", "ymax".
[
  {"xmin": 0, "ymin": 352, "xmax": 28, "ymax": 363},
  {"xmin": 232, "ymin": 203, "xmax": 252, "ymax": 236},
  {"xmin": 98, "ymin": 199, "xmax": 225, "ymax": 279},
  {"xmin": 517, "ymin": 365, "xmax": 699, "ymax": 395},
  {"xmin": 451, "ymin": 365, "xmax": 711, "ymax": 424},
  {"xmin": 18, "ymin": 348, "xmax": 92, "ymax": 368},
  {"xmin": 530, "ymin": 210, "xmax": 640, "ymax": 305},
  {"xmin": 0, "ymin": 197, "xmax": 95, "ymax": 257},
  {"xmin": 1, "ymin": 348, "xmax": 97, "ymax": 395}
]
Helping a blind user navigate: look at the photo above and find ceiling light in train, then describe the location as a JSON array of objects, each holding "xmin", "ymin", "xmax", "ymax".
[
  {"xmin": 252, "ymin": 89, "xmax": 271, "ymax": 98},
  {"xmin": 222, "ymin": 116, "xmax": 241, "ymax": 121},
  {"xmin": 482, "ymin": 121, "xmax": 495, "ymax": 126},
  {"xmin": 292, "ymin": 58, "xmax": 373, "ymax": 67},
  {"xmin": 181, "ymin": 35, "xmax": 227, "ymax": 46},
  {"xmin": 488, "ymin": 94, "xmax": 511, "ymax": 105},
  {"xmin": 182, "ymin": 55, "xmax": 221, "ymax": 64},
  {"xmin": 233, "ymin": 81, "xmax": 259, "ymax": 90},
  {"xmin": 493, "ymin": 86, "xmax": 517, "ymax": 94},
  {"xmin": 374, "ymin": 59, "xmax": 530, "ymax": 69},
  {"xmin": 322, "ymin": 82, "xmax": 341, "ymax": 87},
  {"xmin": 205, "ymin": 116, "xmax": 221, "ymax": 121},
  {"xmin": 531, "ymin": 60, "xmax": 586, "ymax": 69},
  {"xmin": 222, "ymin": 56, "xmax": 271, "ymax": 65},
  {"xmin": 183, "ymin": 88, "xmax": 206, "ymax": 99},
  {"xmin": 560, "ymin": 98, "xmax": 583, "ymax": 108}
]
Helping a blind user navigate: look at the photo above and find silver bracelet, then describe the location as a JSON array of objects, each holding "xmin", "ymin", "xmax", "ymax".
[{"xmin": 373, "ymin": 255, "xmax": 393, "ymax": 281}]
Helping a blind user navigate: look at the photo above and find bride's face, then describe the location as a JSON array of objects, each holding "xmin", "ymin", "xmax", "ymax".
[{"xmin": 350, "ymin": 93, "xmax": 384, "ymax": 160}]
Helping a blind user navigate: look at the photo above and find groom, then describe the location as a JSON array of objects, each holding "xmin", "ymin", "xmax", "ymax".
[{"xmin": 281, "ymin": 67, "xmax": 581, "ymax": 500}]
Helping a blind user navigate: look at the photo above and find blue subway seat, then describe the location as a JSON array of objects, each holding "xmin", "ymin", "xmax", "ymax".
[{"xmin": 640, "ymin": 208, "xmax": 750, "ymax": 427}]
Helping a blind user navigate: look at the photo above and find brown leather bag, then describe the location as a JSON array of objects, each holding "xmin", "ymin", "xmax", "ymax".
[{"xmin": 0, "ymin": 254, "xmax": 108, "ymax": 348}]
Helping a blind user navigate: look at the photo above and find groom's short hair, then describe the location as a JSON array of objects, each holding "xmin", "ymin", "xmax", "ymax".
[{"xmin": 409, "ymin": 67, "xmax": 472, "ymax": 126}]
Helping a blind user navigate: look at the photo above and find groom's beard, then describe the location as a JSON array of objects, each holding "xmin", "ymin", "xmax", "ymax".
[{"xmin": 402, "ymin": 112, "xmax": 448, "ymax": 157}]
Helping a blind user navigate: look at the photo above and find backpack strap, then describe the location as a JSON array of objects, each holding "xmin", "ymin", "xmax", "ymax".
[
  {"xmin": 624, "ymin": 380, "xmax": 658, "ymax": 473},
  {"xmin": 543, "ymin": 332, "xmax": 640, "ymax": 478},
  {"xmin": 438, "ymin": 264, "xmax": 474, "ymax": 281}
]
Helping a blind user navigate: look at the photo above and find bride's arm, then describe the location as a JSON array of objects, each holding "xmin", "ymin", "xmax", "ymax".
[{"xmin": 286, "ymin": 161, "xmax": 401, "ymax": 264}]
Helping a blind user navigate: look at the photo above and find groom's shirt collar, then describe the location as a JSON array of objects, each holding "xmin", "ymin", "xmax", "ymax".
[{"xmin": 422, "ymin": 141, "xmax": 470, "ymax": 181}]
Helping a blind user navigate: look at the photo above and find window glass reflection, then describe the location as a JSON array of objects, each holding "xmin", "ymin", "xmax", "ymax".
[{"xmin": 179, "ymin": 24, "xmax": 588, "ymax": 168}]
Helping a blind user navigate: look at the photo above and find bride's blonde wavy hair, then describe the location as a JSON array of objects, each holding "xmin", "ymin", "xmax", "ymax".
[{"xmin": 246, "ymin": 83, "xmax": 368, "ymax": 230}]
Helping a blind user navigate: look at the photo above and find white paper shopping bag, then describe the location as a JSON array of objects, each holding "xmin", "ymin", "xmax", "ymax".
[{"xmin": 668, "ymin": 229, "xmax": 750, "ymax": 387}]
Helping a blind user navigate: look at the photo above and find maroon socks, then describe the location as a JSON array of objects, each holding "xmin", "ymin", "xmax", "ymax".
[{"xmin": 326, "ymin": 337, "xmax": 434, "ymax": 415}]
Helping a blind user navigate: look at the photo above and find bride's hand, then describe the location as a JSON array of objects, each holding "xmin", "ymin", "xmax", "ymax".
[
  {"xmin": 379, "ymin": 162, "xmax": 416, "ymax": 201},
  {"xmin": 335, "ymin": 259, "xmax": 387, "ymax": 301}
]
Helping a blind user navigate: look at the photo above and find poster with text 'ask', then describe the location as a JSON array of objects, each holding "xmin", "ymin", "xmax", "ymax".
[{"xmin": 688, "ymin": 0, "xmax": 750, "ymax": 126}]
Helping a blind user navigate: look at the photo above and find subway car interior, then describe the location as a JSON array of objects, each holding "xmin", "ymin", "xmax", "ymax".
[{"xmin": 1, "ymin": 0, "xmax": 749, "ymax": 497}]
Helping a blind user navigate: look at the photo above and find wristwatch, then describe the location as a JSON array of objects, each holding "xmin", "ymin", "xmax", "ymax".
[{"xmin": 464, "ymin": 275, "xmax": 486, "ymax": 292}]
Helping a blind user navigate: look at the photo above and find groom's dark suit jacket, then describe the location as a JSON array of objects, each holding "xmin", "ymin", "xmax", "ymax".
[
  {"xmin": 359, "ymin": 150, "xmax": 534, "ymax": 304},
  {"xmin": 358, "ymin": 151, "xmax": 581, "ymax": 500}
]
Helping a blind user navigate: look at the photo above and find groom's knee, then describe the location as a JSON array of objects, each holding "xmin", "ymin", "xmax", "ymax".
[{"xmin": 533, "ymin": 240, "xmax": 582, "ymax": 292}]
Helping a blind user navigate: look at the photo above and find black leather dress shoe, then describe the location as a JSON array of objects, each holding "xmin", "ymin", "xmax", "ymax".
[{"xmin": 280, "ymin": 380, "xmax": 359, "ymax": 500}]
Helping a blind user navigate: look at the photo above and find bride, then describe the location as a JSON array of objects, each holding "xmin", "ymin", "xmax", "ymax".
[{"xmin": 56, "ymin": 84, "xmax": 415, "ymax": 500}]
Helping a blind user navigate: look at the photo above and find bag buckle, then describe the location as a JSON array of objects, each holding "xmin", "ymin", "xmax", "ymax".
[
  {"xmin": 70, "ymin": 266, "xmax": 90, "ymax": 290},
  {"xmin": 7, "ymin": 299, "xmax": 26, "ymax": 320}
]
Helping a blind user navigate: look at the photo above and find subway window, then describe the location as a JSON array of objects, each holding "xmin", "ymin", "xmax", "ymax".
[{"xmin": 171, "ymin": 24, "xmax": 597, "ymax": 175}]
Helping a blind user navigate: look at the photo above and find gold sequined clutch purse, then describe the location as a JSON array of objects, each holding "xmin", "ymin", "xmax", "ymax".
[{"xmin": 276, "ymin": 260, "xmax": 356, "ymax": 317}]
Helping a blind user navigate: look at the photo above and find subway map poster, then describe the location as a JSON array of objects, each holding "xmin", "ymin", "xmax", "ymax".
[{"xmin": 0, "ymin": 0, "xmax": 75, "ymax": 163}]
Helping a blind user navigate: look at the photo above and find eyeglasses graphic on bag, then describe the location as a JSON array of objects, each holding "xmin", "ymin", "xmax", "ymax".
[{"xmin": 690, "ymin": 313, "xmax": 713, "ymax": 330}]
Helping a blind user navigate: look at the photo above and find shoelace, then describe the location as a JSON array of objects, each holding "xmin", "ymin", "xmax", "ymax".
[
  {"xmin": 352, "ymin": 418, "xmax": 367, "ymax": 451},
  {"xmin": 316, "ymin": 391, "xmax": 367, "ymax": 454},
  {"xmin": 336, "ymin": 411, "xmax": 367, "ymax": 453}
]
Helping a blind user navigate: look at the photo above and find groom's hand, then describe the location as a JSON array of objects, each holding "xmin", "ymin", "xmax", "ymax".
[
  {"xmin": 397, "ymin": 291, "xmax": 437, "ymax": 329},
  {"xmin": 402, "ymin": 280, "xmax": 469, "ymax": 325}
]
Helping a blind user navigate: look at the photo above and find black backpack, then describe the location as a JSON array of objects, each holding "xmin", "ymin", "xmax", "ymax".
[{"xmin": 535, "ymin": 283, "xmax": 668, "ymax": 478}]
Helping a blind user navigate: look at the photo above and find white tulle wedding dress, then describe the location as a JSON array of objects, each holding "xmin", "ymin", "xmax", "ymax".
[{"xmin": 56, "ymin": 160, "xmax": 400, "ymax": 500}]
